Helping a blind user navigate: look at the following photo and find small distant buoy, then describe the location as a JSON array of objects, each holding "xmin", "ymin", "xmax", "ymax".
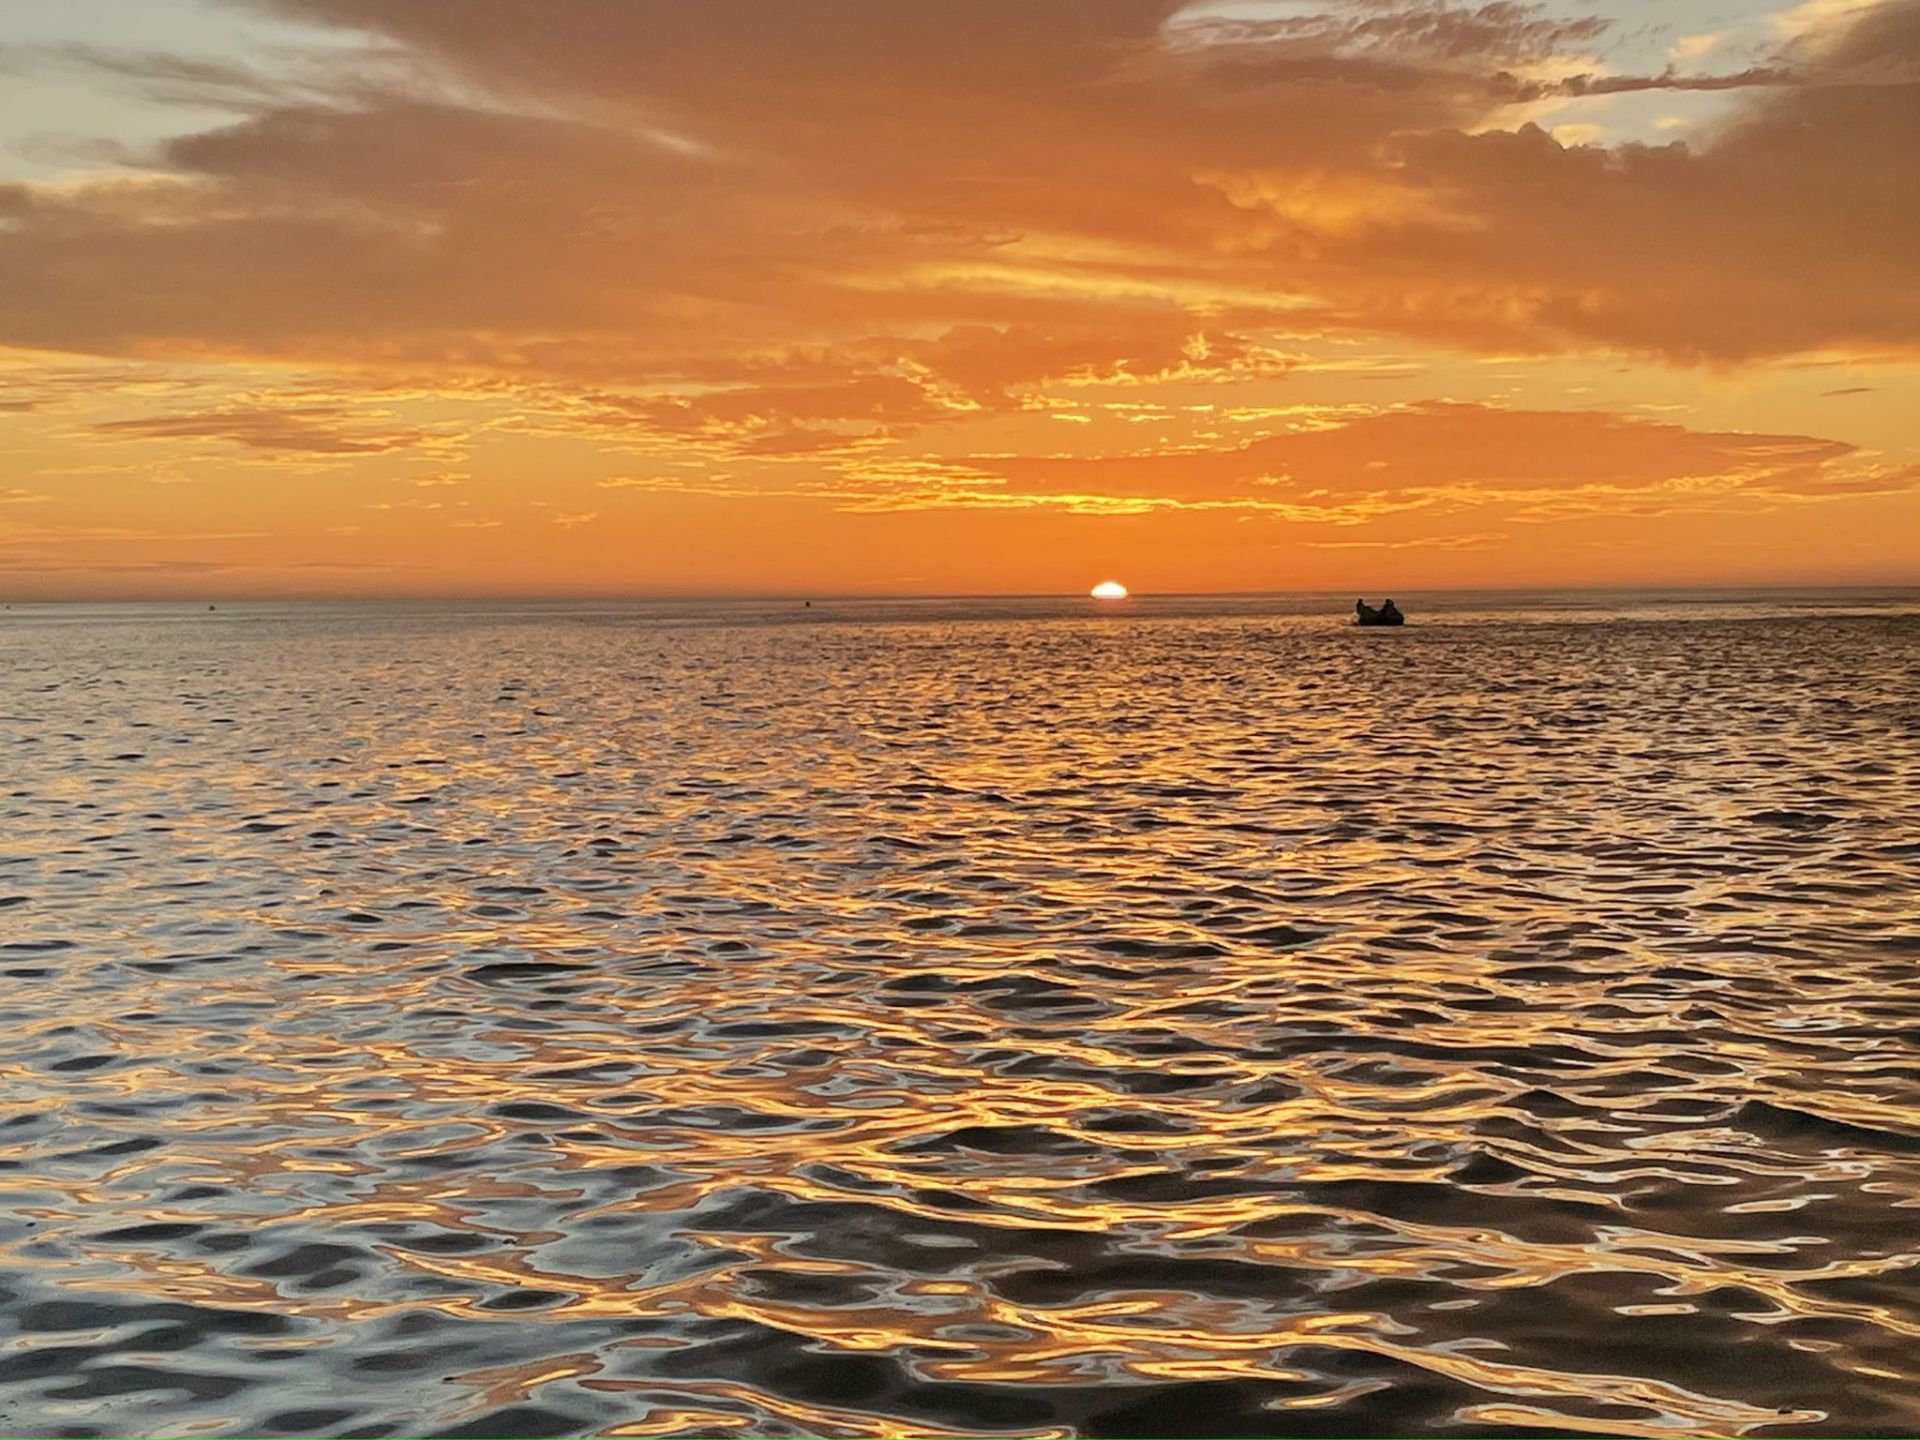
[
  {"xmin": 804, "ymin": 600, "xmax": 812, "ymax": 608},
  {"xmin": 208, "ymin": 604, "xmax": 216, "ymax": 611}
]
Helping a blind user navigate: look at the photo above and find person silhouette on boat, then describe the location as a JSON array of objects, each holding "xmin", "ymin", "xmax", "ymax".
[{"xmin": 1354, "ymin": 597, "xmax": 1405, "ymax": 626}]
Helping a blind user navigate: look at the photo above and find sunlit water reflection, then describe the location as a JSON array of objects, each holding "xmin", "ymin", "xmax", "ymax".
[{"xmin": 3, "ymin": 594, "xmax": 1918, "ymax": 1438}]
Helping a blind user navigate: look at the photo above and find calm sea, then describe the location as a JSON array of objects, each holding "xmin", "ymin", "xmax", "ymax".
[{"xmin": 2, "ymin": 590, "xmax": 1918, "ymax": 1438}]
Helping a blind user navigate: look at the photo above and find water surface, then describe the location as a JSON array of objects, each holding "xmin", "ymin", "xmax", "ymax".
[{"xmin": 3, "ymin": 593, "xmax": 1919, "ymax": 1438}]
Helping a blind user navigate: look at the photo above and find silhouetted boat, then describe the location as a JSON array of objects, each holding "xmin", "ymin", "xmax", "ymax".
[{"xmin": 1354, "ymin": 600, "xmax": 1404, "ymax": 626}]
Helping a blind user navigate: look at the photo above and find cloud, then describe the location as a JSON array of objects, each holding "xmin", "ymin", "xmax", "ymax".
[
  {"xmin": 1301, "ymin": 529, "xmax": 1507, "ymax": 551},
  {"xmin": 903, "ymin": 402, "xmax": 1894, "ymax": 518},
  {"xmin": 88, "ymin": 402, "xmax": 434, "ymax": 454},
  {"xmin": 1337, "ymin": 43, "xmax": 1920, "ymax": 361},
  {"xmin": 578, "ymin": 402, "xmax": 1909, "ymax": 527},
  {"xmin": 0, "ymin": 0, "xmax": 1899, "ymax": 398},
  {"xmin": 0, "ymin": 0, "xmax": 1912, "ymax": 565},
  {"xmin": 0, "ymin": 518, "xmax": 269, "ymax": 547}
]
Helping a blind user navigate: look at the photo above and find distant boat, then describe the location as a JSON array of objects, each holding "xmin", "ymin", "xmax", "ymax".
[{"xmin": 1354, "ymin": 600, "xmax": 1404, "ymax": 627}]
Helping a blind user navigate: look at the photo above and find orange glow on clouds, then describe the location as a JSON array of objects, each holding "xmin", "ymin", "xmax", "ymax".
[{"xmin": 0, "ymin": 0, "xmax": 1917, "ymax": 598}]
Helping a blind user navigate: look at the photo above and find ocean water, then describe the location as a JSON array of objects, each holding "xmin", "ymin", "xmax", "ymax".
[{"xmin": 2, "ymin": 590, "xmax": 1919, "ymax": 1440}]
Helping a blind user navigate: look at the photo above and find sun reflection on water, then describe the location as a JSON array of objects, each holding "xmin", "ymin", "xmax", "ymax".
[{"xmin": 0, "ymin": 605, "xmax": 1917, "ymax": 1436}]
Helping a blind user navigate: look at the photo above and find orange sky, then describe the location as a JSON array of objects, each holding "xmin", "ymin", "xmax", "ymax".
[{"xmin": 1, "ymin": 0, "xmax": 1916, "ymax": 597}]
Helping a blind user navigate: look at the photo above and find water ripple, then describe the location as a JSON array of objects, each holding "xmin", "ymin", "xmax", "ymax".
[{"xmin": 1, "ymin": 601, "xmax": 1918, "ymax": 1437}]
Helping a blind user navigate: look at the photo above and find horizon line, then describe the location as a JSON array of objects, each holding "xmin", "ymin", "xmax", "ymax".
[{"xmin": 7, "ymin": 580, "xmax": 1920, "ymax": 607}]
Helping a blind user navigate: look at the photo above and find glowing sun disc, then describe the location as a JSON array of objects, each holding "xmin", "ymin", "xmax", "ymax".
[{"xmin": 1090, "ymin": 580, "xmax": 1129, "ymax": 600}]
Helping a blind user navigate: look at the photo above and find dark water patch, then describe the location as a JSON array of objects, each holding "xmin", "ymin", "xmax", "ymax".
[
  {"xmin": 466, "ymin": 959, "xmax": 593, "ymax": 982},
  {"xmin": 1730, "ymin": 1099, "xmax": 1920, "ymax": 1155}
]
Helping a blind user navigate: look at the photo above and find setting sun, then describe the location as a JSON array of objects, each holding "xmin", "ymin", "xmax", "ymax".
[{"xmin": 1091, "ymin": 581, "xmax": 1130, "ymax": 600}]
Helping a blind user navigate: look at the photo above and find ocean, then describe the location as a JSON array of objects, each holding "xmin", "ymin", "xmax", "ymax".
[{"xmin": 2, "ymin": 590, "xmax": 1918, "ymax": 1438}]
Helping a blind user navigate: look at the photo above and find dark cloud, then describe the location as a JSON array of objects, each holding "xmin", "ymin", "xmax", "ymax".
[
  {"xmin": 91, "ymin": 404, "xmax": 433, "ymax": 454},
  {"xmin": 1509, "ymin": 65, "xmax": 1796, "ymax": 100}
]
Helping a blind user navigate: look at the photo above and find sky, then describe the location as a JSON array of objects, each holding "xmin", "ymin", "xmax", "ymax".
[{"xmin": 0, "ymin": 0, "xmax": 1915, "ymax": 598}]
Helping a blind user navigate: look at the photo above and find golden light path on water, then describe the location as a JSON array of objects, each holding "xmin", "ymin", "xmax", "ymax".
[{"xmin": 1, "ymin": 594, "xmax": 1917, "ymax": 1438}]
